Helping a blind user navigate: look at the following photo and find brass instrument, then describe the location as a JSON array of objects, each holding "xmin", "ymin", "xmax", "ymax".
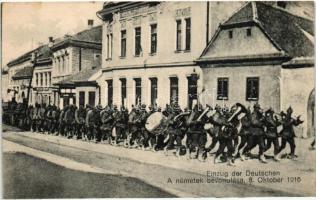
[
  {"xmin": 228, "ymin": 103, "xmax": 248, "ymax": 122},
  {"xmin": 197, "ymin": 104, "xmax": 213, "ymax": 122}
]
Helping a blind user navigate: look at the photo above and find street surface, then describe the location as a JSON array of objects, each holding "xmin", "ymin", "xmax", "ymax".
[{"xmin": 2, "ymin": 125, "xmax": 316, "ymax": 197}]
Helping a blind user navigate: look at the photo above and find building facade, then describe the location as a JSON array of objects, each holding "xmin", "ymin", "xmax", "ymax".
[
  {"xmin": 96, "ymin": 1, "xmax": 243, "ymax": 110},
  {"xmin": 197, "ymin": 2, "xmax": 314, "ymax": 137},
  {"xmin": 51, "ymin": 22, "xmax": 102, "ymax": 108}
]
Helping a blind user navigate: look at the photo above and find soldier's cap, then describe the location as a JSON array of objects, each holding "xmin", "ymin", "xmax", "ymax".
[
  {"xmin": 253, "ymin": 103, "xmax": 261, "ymax": 109},
  {"xmin": 141, "ymin": 104, "xmax": 146, "ymax": 109},
  {"xmin": 287, "ymin": 106, "xmax": 293, "ymax": 114},
  {"xmin": 265, "ymin": 107, "xmax": 274, "ymax": 114},
  {"xmin": 215, "ymin": 104, "xmax": 221, "ymax": 111}
]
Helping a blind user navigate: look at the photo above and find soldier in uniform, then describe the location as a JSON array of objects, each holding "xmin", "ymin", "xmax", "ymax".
[
  {"xmin": 212, "ymin": 106, "xmax": 235, "ymax": 165},
  {"xmin": 86, "ymin": 105, "xmax": 101, "ymax": 142},
  {"xmin": 64, "ymin": 104, "xmax": 76, "ymax": 138},
  {"xmin": 186, "ymin": 103, "xmax": 206, "ymax": 161},
  {"xmin": 127, "ymin": 105, "xmax": 139, "ymax": 148},
  {"xmin": 241, "ymin": 103, "xmax": 267, "ymax": 163},
  {"xmin": 45, "ymin": 105, "xmax": 53, "ymax": 134},
  {"xmin": 277, "ymin": 106, "xmax": 303, "ymax": 160},
  {"xmin": 58, "ymin": 105, "xmax": 68, "ymax": 136},
  {"xmin": 31, "ymin": 103, "xmax": 41, "ymax": 132},
  {"xmin": 206, "ymin": 105, "xmax": 221, "ymax": 154},
  {"xmin": 100, "ymin": 105, "xmax": 114, "ymax": 143},
  {"xmin": 75, "ymin": 105, "xmax": 86, "ymax": 139},
  {"xmin": 137, "ymin": 104, "xmax": 150, "ymax": 150},
  {"xmin": 263, "ymin": 108, "xmax": 281, "ymax": 161},
  {"xmin": 113, "ymin": 105, "xmax": 128, "ymax": 145},
  {"xmin": 38, "ymin": 103, "xmax": 47, "ymax": 133},
  {"xmin": 25, "ymin": 105, "xmax": 33, "ymax": 131},
  {"xmin": 233, "ymin": 106, "xmax": 252, "ymax": 160},
  {"xmin": 50, "ymin": 105, "xmax": 59, "ymax": 134}
]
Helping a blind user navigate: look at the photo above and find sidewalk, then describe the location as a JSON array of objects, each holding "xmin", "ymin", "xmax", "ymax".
[{"xmin": 3, "ymin": 131, "xmax": 316, "ymax": 197}]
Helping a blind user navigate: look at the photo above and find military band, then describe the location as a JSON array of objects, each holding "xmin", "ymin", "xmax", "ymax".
[{"xmin": 4, "ymin": 99, "xmax": 310, "ymax": 166}]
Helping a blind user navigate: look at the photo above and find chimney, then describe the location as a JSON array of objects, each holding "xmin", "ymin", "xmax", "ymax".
[
  {"xmin": 88, "ymin": 19, "xmax": 94, "ymax": 29},
  {"xmin": 48, "ymin": 37, "xmax": 54, "ymax": 48}
]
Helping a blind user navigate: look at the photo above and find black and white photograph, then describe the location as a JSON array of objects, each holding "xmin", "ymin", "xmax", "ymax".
[{"xmin": 1, "ymin": 1, "xmax": 315, "ymax": 198}]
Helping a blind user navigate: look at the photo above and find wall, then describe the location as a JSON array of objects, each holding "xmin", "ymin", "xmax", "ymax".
[
  {"xmin": 202, "ymin": 64, "xmax": 281, "ymax": 111},
  {"xmin": 281, "ymin": 66, "xmax": 315, "ymax": 137},
  {"xmin": 203, "ymin": 25, "xmax": 280, "ymax": 59},
  {"xmin": 97, "ymin": 66, "xmax": 203, "ymax": 110},
  {"xmin": 101, "ymin": 2, "xmax": 243, "ymax": 69}
]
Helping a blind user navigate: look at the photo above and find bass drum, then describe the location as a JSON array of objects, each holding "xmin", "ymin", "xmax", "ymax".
[{"xmin": 145, "ymin": 112, "xmax": 167, "ymax": 134}]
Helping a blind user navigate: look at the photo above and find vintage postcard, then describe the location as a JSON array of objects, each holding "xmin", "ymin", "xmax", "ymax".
[{"xmin": 1, "ymin": 1, "xmax": 315, "ymax": 198}]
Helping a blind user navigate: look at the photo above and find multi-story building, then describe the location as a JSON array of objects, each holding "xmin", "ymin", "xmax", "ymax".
[
  {"xmin": 96, "ymin": 2, "xmax": 243, "ymax": 110},
  {"xmin": 51, "ymin": 20, "xmax": 102, "ymax": 108},
  {"xmin": 197, "ymin": 2, "xmax": 314, "ymax": 137},
  {"xmin": 6, "ymin": 44, "xmax": 51, "ymax": 104}
]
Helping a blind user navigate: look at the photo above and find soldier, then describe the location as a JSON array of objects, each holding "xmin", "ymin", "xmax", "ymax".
[
  {"xmin": 241, "ymin": 103, "xmax": 267, "ymax": 163},
  {"xmin": 100, "ymin": 105, "xmax": 114, "ymax": 143},
  {"xmin": 263, "ymin": 108, "xmax": 281, "ymax": 161},
  {"xmin": 277, "ymin": 106, "xmax": 304, "ymax": 160},
  {"xmin": 127, "ymin": 105, "xmax": 139, "ymax": 148},
  {"xmin": 164, "ymin": 103, "xmax": 183, "ymax": 155},
  {"xmin": 64, "ymin": 104, "xmax": 76, "ymax": 138},
  {"xmin": 185, "ymin": 103, "xmax": 206, "ymax": 161},
  {"xmin": 38, "ymin": 103, "xmax": 47, "ymax": 133},
  {"xmin": 75, "ymin": 105, "xmax": 86, "ymax": 139},
  {"xmin": 50, "ymin": 105, "xmax": 59, "ymax": 134},
  {"xmin": 137, "ymin": 104, "xmax": 150, "ymax": 150},
  {"xmin": 58, "ymin": 105, "xmax": 68, "ymax": 136},
  {"xmin": 213, "ymin": 107, "xmax": 235, "ymax": 165},
  {"xmin": 206, "ymin": 105, "xmax": 221, "ymax": 154},
  {"xmin": 86, "ymin": 105, "xmax": 101, "ymax": 142},
  {"xmin": 45, "ymin": 105, "xmax": 53, "ymax": 134},
  {"xmin": 25, "ymin": 105, "xmax": 33, "ymax": 131},
  {"xmin": 31, "ymin": 103, "xmax": 41, "ymax": 132},
  {"xmin": 233, "ymin": 106, "xmax": 252, "ymax": 160},
  {"xmin": 113, "ymin": 105, "xmax": 128, "ymax": 145}
]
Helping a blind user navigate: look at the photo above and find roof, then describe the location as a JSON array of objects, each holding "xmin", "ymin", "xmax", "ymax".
[
  {"xmin": 199, "ymin": 2, "xmax": 314, "ymax": 62},
  {"xmin": 12, "ymin": 66, "xmax": 33, "ymax": 80},
  {"xmin": 55, "ymin": 67, "xmax": 101, "ymax": 86},
  {"xmin": 7, "ymin": 44, "xmax": 52, "ymax": 67},
  {"xmin": 51, "ymin": 26, "xmax": 102, "ymax": 51}
]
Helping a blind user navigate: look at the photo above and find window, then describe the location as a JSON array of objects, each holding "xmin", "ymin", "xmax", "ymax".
[
  {"xmin": 48, "ymin": 72, "xmax": 51, "ymax": 86},
  {"xmin": 36, "ymin": 73, "xmax": 39, "ymax": 86},
  {"xmin": 150, "ymin": 77, "xmax": 158, "ymax": 107},
  {"xmin": 45, "ymin": 72, "xmax": 48, "ymax": 86},
  {"xmin": 246, "ymin": 77, "xmax": 259, "ymax": 101},
  {"xmin": 88, "ymin": 91, "xmax": 95, "ymax": 107},
  {"xmin": 217, "ymin": 78, "xmax": 229, "ymax": 100},
  {"xmin": 120, "ymin": 78, "xmax": 126, "ymax": 106},
  {"xmin": 107, "ymin": 80, "xmax": 113, "ymax": 106},
  {"xmin": 188, "ymin": 74, "xmax": 198, "ymax": 109},
  {"xmin": 106, "ymin": 34, "xmax": 113, "ymax": 59},
  {"xmin": 79, "ymin": 91, "xmax": 85, "ymax": 106},
  {"xmin": 121, "ymin": 30, "xmax": 127, "ymax": 57},
  {"xmin": 135, "ymin": 78, "xmax": 142, "ymax": 105},
  {"xmin": 135, "ymin": 27, "xmax": 142, "ymax": 56},
  {"xmin": 40, "ymin": 73, "xmax": 43, "ymax": 86},
  {"xmin": 150, "ymin": 24, "xmax": 157, "ymax": 54},
  {"xmin": 107, "ymin": 34, "xmax": 110, "ymax": 59},
  {"xmin": 170, "ymin": 77, "xmax": 179, "ymax": 104},
  {"xmin": 176, "ymin": 20, "xmax": 182, "ymax": 51},
  {"xmin": 229, "ymin": 30, "xmax": 233, "ymax": 39},
  {"xmin": 246, "ymin": 28, "xmax": 252, "ymax": 37},
  {"xmin": 185, "ymin": 18, "xmax": 191, "ymax": 51}
]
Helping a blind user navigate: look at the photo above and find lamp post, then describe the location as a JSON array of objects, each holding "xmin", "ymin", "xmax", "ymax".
[{"xmin": 26, "ymin": 51, "xmax": 37, "ymax": 106}]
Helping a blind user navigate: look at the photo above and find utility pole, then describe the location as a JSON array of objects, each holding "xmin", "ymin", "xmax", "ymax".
[{"xmin": 26, "ymin": 51, "xmax": 37, "ymax": 106}]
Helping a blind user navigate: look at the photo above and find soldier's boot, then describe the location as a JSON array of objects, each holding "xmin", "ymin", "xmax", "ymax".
[
  {"xmin": 259, "ymin": 154, "xmax": 268, "ymax": 163},
  {"xmin": 227, "ymin": 158, "xmax": 236, "ymax": 166},
  {"xmin": 214, "ymin": 156, "xmax": 221, "ymax": 164},
  {"xmin": 185, "ymin": 148, "xmax": 191, "ymax": 160},
  {"xmin": 273, "ymin": 154, "xmax": 281, "ymax": 161},
  {"xmin": 198, "ymin": 151, "xmax": 205, "ymax": 162},
  {"xmin": 163, "ymin": 146, "xmax": 169, "ymax": 156}
]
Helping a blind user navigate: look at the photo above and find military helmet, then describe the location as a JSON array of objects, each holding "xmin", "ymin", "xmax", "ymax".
[
  {"xmin": 253, "ymin": 102, "xmax": 261, "ymax": 109},
  {"xmin": 141, "ymin": 104, "xmax": 146, "ymax": 110}
]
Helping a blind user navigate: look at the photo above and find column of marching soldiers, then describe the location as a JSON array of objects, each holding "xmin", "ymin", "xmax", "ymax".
[{"xmin": 9, "ymin": 100, "xmax": 314, "ymax": 165}]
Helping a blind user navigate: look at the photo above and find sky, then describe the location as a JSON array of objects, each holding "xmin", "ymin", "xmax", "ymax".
[{"xmin": 2, "ymin": 2, "xmax": 103, "ymax": 68}]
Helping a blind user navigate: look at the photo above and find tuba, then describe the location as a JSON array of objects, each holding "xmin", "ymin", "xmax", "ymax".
[{"xmin": 228, "ymin": 103, "xmax": 248, "ymax": 122}]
